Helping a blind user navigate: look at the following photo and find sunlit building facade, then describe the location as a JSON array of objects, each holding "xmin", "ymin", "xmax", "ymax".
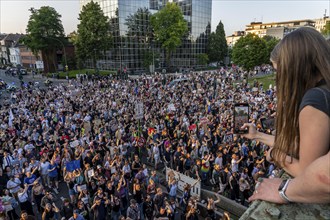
[
  {"xmin": 80, "ymin": 0, "xmax": 212, "ymax": 72},
  {"xmin": 245, "ymin": 19, "xmax": 315, "ymax": 39}
]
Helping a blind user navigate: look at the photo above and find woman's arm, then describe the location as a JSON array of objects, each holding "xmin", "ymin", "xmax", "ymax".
[
  {"xmin": 242, "ymin": 123, "xmax": 275, "ymax": 147},
  {"xmin": 282, "ymin": 106, "xmax": 329, "ymax": 177},
  {"xmin": 249, "ymin": 152, "xmax": 330, "ymax": 204}
]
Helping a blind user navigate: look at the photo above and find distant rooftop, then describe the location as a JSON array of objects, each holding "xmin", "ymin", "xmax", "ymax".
[{"xmin": 247, "ymin": 19, "xmax": 315, "ymax": 27}]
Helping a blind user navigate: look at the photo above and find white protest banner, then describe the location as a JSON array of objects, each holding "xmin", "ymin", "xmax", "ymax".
[
  {"xmin": 166, "ymin": 167, "xmax": 201, "ymax": 197},
  {"xmin": 70, "ymin": 140, "xmax": 80, "ymax": 148},
  {"xmin": 77, "ymin": 184, "xmax": 87, "ymax": 192},
  {"xmin": 135, "ymin": 102, "xmax": 144, "ymax": 120},
  {"xmin": 168, "ymin": 103, "xmax": 176, "ymax": 111}
]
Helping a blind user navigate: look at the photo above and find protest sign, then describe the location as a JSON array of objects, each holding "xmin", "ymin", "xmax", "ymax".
[
  {"xmin": 65, "ymin": 159, "xmax": 81, "ymax": 172},
  {"xmin": 77, "ymin": 184, "xmax": 87, "ymax": 192},
  {"xmin": 166, "ymin": 167, "xmax": 201, "ymax": 197},
  {"xmin": 168, "ymin": 103, "xmax": 176, "ymax": 111},
  {"xmin": 70, "ymin": 140, "xmax": 79, "ymax": 148}
]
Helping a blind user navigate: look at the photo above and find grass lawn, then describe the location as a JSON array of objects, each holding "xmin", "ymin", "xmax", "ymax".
[
  {"xmin": 253, "ymin": 73, "xmax": 276, "ymax": 89},
  {"xmin": 46, "ymin": 69, "xmax": 117, "ymax": 79}
]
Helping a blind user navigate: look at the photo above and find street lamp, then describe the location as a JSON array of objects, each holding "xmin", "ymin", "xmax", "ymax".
[
  {"xmin": 94, "ymin": 49, "xmax": 98, "ymax": 74},
  {"xmin": 152, "ymin": 44, "xmax": 155, "ymax": 74},
  {"xmin": 119, "ymin": 46, "xmax": 122, "ymax": 74}
]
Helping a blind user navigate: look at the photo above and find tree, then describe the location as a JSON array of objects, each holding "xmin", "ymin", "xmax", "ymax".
[
  {"xmin": 142, "ymin": 49, "xmax": 159, "ymax": 72},
  {"xmin": 207, "ymin": 21, "xmax": 228, "ymax": 65},
  {"xmin": 321, "ymin": 20, "xmax": 330, "ymax": 37},
  {"xmin": 22, "ymin": 6, "xmax": 66, "ymax": 73},
  {"xmin": 232, "ymin": 33, "xmax": 268, "ymax": 70},
  {"xmin": 76, "ymin": 1, "xmax": 112, "ymax": 70},
  {"xmin": 67, "ymin": 31, "xmax": 78, "ymax": 44},
  {"xmin": 263, "ymin": 36, "xmax": 280, "ymax": 64},
  {"xmin": 197, "ymin": 53, "xmax": 209, "ymax": 66},
  {"xmin": 125, "ymin": 8, "xmax": 155, "ymax": 72},
  {"xmin": 151, "ymin": 2, "xmax": 188, "ymax": 69},
  {"xmin": 125, "ymin": 7, "xmax": 153, "ymax": 43}
]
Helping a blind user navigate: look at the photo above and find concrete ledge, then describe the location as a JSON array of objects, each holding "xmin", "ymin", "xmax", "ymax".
[
  {"xmin": 240, "ymin": 198, "xmax": 330, "ymax": 219},
  {"xmin": 202, "ymin": 189, "xmax": 247, "ymax": 219}
]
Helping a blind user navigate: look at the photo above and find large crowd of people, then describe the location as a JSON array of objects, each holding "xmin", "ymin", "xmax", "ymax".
[
  {"xmin": 0, "ymin": 27, "xmax": 328, "ymax": 220},
  {"xmin": 0, "ymin": 63, "xmax": 277, "ymax": 220}
]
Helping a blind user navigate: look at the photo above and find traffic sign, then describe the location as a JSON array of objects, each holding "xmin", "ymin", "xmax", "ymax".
[
  {"xmin": 135, "ymin": 102, "xmax": 144, "ymax": 120},
  {"xmin": 35, "ymin": 61, "xmax": 44, "ymax": 69}
]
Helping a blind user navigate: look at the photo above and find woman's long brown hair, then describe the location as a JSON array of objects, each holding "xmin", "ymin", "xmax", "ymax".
[{"xmin": 270, "ymin": 27, "xmax": 330, "ymax": 166}]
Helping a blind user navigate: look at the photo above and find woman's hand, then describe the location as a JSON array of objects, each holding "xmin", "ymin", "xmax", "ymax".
[
  {"xmin": 241, "ymin": 123, "xmax": 258, "ymax": 140},
  {"xmin": 249, "ymin": 178, "xmax": 286, "ymax": 204}
]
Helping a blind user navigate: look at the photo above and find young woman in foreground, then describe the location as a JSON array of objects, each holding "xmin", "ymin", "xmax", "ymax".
[{"xmin": 243, "ymin": 27, "xmax": 330, "ymax": 203}]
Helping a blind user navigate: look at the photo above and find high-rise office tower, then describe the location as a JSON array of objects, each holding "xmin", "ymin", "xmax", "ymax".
[{"xmin": 79, "ymin": 0, "xmax": 212, "ymax": 73}]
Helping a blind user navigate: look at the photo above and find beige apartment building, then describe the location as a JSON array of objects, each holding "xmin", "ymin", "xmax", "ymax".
[
  {"xmin": 227, "ymin": 16, "xmax": 329, "ymax": 47},
  {"xmin": 245, "ymin": 19, "xmax": 315, "ymax": 39},
  {"xmin": 226, "ymin": 31, "xmax": 245, "ymax": 48},
  {"xmin": 314, "ymin": 16, "xmax": 330, "ymax": 33}
]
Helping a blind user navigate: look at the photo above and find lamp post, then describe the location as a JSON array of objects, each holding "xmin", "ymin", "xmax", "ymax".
[
  {"xmin": 119, "ymin": 46, "xmax": 122, "ymax": 74},
  {"xmin": 94, "ymin": 49, "xmax": 98, "ymax": 75},
  {"xmin": 152, "ymin": 45, "xmax": 155, "ymax": 74}
]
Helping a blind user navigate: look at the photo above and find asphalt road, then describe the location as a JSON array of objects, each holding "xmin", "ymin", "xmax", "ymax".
[
  {"xmin": 0, "ymin": 69, "xmax": 67, "ymax": 87},
  {"xmin": 0, "ymin": 70, "xmax": 68, "ymax": 105}
]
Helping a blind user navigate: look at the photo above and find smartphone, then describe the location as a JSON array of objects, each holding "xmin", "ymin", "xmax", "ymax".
[
  {"xmin": 260, "ymin": 118, "xmax": 275, "ymax": 131},
  {"xmin": 234, "ymin": 103, "xmax": 249, "ymax": 134}
]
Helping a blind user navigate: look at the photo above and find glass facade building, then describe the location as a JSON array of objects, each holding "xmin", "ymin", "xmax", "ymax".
[{"xmin": 80, "ymin": 0, "xmax": 212, "ymax": 72}]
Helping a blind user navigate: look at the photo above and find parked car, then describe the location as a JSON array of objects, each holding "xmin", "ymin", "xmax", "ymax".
[
  {"xmin": 6, "ymin": 84, "xmax": 17, "ymax": 92},
  {"xmin": 20, "ymin": 69, "xmax": 27, "ymax": 75}
]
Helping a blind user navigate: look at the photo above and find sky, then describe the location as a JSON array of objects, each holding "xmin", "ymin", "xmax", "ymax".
[{"xmin": 0, "ymin": 0, "xmax": 329, "ymax": 36}]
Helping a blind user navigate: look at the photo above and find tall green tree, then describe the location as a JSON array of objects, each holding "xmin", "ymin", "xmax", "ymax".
[
  {"xmin": 125, "ymin": 7, "xmax": 153, "ymax": 43},
  {"xmin": 321, "ymin": 20, "xmax": 330, "ymax": 37},
  {"xmin": 22, "ymin": 6, "xmax": 66, "ymax": 73},
  {"xmin": 263, "ymin": 35, "xmax": 280, "ymax": 64},
  {"xmin": 151, "ymin": 2, "xmax": 188, "ymax": 68},
  {"xmin": 207, "ymin": 21, "xmax": 228, "ymax": 65},
  {"xmin": 232, "ymin": 33, "xmax": 268, "ymax": 70},
  {"xmin": 76, "ymin": 1, "xmax": 112, "ymax": 69},
  {"xmin": 197, "ymin": 53, "xmax": 209, "ymax": 66},
  {"xmin": 67, "ymin": 31, "xmax": 78, "ymax": 44}
]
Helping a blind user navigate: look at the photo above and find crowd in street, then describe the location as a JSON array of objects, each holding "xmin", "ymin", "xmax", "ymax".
[{"xmin": 0, "ymin": 65, "xmax": 277, "ymax": 220}]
